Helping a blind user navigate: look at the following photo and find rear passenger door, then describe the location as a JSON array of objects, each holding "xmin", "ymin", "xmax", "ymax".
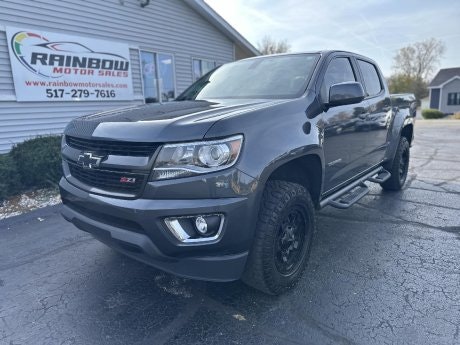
[
  {"xmin": 319, "ymin": 56, "xmax": 370, "ymax": 192},
  {"xmin": 355, "ymin": 59, "xmax": 392, "ymax": 167}
]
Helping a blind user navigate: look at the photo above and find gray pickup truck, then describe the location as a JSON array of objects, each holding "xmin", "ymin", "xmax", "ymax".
[{"xmin": 60, "ymin": 51, "xmax": 414, "ymax": 294}]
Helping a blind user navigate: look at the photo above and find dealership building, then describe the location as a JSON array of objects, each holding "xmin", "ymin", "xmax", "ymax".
[{"xmin": 0, "ymin": 0, "xmax": 259, "ymax": 153}]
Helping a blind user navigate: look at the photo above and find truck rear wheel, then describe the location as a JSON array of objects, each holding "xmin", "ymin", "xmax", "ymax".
[
  {"xmin": 242, "ymin": 180, "xmax": 315, "ymax": 295},
  {"xmin": 381, "ymin": 136, "xmax": 410, "ymax": 191}
]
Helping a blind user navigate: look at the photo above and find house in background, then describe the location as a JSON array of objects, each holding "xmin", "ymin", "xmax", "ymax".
[
  {"xmin": 428, "ymin": 67, "xmax": 460, "ymax": 113},
  {"xmin": 420, "ymin": 96, "xmax": 429, "ymax": 110}
]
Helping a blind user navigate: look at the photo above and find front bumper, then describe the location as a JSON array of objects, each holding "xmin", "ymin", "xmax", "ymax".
[{"xmin": 59, "ymin": 177, "xmax": 258, "ymax": 282}]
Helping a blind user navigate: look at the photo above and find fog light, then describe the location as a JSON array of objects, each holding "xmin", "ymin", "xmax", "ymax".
[
  {"xmin": 164, "ymin": 214, "xmax": 224, "ymax": 243},
  {"xmin": 195, "ymin": 216, "xmax": 208, "ymax": 235}
]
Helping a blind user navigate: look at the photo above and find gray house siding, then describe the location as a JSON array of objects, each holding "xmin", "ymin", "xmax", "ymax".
[
  {"xmin": 429, "ymin": 88, "xmax": 440, "ymax": 109},
  {"xmin": 0, "ymin": 0, "xmax": 236, "ymax": 153},
  {"xmin": 439, "ymin": 78, "xmax": 460, "ymax": 114}
]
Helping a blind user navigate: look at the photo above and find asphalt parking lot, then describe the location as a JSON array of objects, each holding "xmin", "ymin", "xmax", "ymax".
[{"xmin": 1, "ymin": 120, "xmax": 459, "ymax": 345}]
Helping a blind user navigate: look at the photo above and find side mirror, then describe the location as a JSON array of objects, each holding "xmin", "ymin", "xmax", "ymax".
[{"xmin": 328, "ymin": 82, "xmax": 365, "ymax": 107}]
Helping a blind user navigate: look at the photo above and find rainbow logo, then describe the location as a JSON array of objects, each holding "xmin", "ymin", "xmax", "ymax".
[
  {"xmin": 10, "ymin": 30, "xmax": 129, "ymax": 79},
  {"xmin": 11, "ymin": 31, "xmax": 53, "ymax": 78}
]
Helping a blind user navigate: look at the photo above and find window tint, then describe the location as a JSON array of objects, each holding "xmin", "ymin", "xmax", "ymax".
[
  {"xmin": 321, "ymin": 58, "xmax": 356, "ymax": 101},
  {"xmin": 358, "ymin": 60, "xmax": 382, "ymax": 97}
]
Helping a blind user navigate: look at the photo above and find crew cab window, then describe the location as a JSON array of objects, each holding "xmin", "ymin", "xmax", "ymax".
[
  {"xmin": 321, "ymin": 58, "xmax": 356, "ymax": 102},
  {"xmin": 357, "ymin": 60, "xmax": 382, "ymax": 97}
]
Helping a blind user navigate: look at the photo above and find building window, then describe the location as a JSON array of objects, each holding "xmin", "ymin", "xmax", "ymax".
[
  {"xmin": 140, "ymin": 51, "xmax": 176, "ymax": 103},
  {"xmin": 158, "ymin": 53, "xmax": 175, "ymax": 102},
  {"xmin": 447, "ymin": 92, "xmax": 460, "ymax": 106},
  {"xmin": 141, "ymin": 51, "xmax": 158, "ymax": 103},
  {"xmin": 193, "ymin": 59, "xmax": 217, "ymax": 81}
]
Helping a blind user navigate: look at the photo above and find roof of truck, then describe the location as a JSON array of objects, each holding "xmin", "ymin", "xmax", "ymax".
[
  {"xmin": 241, "ymin": 50, "xmax": 373, "ymax": 59},
  {"xmin": 239, "ymin": 51, "xmax": 381, "ymax": 69}
]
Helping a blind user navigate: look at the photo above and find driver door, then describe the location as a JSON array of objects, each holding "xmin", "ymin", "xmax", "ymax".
[{"xmin": 319, "ymin": 56, "xmax": 370, "ymax": 193}]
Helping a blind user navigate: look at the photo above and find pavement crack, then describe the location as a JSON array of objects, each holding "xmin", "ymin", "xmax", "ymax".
[
  {"xmin": 290, "ymin": 304, "xmax": 358, "ymax": 345},
  {"xmin": 137, "ymin": 297, "xmax": 201, "ymax": 345},
  {"xmin": 407, "ymin": 186, "xmax": 459, "ymax": 195},
  {"xmin": 389, "ymin": 198, "xmax": 460, "ymax": 211},
  {"xmin": 0, "ymin": 237, "xmax": 94, "ymax": 271},
  {"xmin": 355, "ymin": 203, "xmax": 441, "ymax": 230}
]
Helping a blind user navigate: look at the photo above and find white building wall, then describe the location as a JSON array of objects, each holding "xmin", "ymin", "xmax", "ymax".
[{"xmin": 0, "ymin": 0, "xmax": 235, "ymax": 153}]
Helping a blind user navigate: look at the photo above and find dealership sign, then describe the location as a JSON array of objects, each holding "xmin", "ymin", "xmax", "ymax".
[{"xmin": 6, "ymin": 27, "xmax": 134, "ymax": 101}]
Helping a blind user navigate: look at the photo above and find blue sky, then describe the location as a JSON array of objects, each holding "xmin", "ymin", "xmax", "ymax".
[{"xmin": 205, "ymin": 0, "xmax": 460, "ymax": 78}]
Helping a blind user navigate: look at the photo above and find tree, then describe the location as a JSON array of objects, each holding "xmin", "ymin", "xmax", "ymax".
[
  {"xmin": 393, "ymin": 38, "xmax": 445, "ymax": 80},
  {"xmin": 257, "ymin": 36, "xmax": 291, "ymax": 55},
  {"xmin": 389, "ymin": 38, "xmax": 445, "ymax": 101},
  {"xmin": 387, "ymin": 74, "xmax": 428, "ymax": 101}
]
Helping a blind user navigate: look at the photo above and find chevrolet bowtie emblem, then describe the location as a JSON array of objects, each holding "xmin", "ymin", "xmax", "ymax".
[{"xmin": 77, "ymin": 152, "xmax": 104, "ymax": 169}]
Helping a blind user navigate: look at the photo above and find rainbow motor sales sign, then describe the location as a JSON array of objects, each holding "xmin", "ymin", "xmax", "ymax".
[{"xmin": 6, "ymin": 27, "xmax": 134, "ymax": 102}]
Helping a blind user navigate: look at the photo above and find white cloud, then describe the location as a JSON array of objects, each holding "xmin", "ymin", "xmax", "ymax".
[{"xmin": 205, "ymin": 0, "xmax": 460, "ymax": 77}]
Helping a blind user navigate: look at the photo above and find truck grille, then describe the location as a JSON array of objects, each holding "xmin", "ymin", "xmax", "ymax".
[
  {"xmin": 68, "ymin": 163, "xmax": 146, "ymax": 195},
  {"xmin": 66, "ymin": 136, "xmax": 160, "ymax": 156}
]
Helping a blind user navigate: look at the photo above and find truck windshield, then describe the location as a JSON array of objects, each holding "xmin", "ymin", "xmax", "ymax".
[{"xmin": 177, "ymin": 54, "xmax": 320, "ymax": 100}]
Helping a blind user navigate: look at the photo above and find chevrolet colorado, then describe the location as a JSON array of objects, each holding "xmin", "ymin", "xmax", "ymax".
[{"xmin": 60, "ymin": 51, "xmax": 414, "ymax": 295}]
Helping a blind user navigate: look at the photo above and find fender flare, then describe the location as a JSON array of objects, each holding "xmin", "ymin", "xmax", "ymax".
[
  {"xmin": 257, "ymin": 145, "xmax": 325, "ymax": 195},
  {"xmin": 384, "ymin": 111, "xmax": 414, "ymax": 168}
]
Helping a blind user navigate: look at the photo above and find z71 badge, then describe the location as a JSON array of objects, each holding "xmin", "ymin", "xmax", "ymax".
[{"xmin": 120, "ymin": 177, "xmax": 136, "ymax": 184}]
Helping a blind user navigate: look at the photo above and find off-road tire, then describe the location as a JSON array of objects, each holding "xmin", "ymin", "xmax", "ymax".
[
  {"xmin": 381, "ymin": 136, "xmax": 410, "ymax": 191},
  {"xmin": 242, "ymin": 180, "xmax": 315, "ymax": 295}
]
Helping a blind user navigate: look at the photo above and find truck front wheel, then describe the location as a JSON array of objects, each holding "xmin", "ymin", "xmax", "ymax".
[{"xmin": 242, "ymin": 180, "xmax": 315, "ymax": 295}]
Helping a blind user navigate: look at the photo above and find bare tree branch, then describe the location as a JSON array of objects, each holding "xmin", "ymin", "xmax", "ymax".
[
  {"xmin": 393, "ymin": 38, "xmax": 445, "ymax": 80},
  {"xmin": 257, "ymin": 35, "xmax": 291, "ymax": 55}
]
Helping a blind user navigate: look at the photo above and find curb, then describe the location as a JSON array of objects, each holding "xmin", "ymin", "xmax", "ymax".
[
  {"xmin": 0, "ymin": 204, "xmax": 63, "ymax": 228},
  {"xmin": 415, "ymin": 120, "xmax": 460, "ymax": 126}
]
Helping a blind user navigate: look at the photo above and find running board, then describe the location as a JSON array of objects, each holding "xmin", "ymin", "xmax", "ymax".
[
  {"xmin": 328, "ymin": 183, "xmax": 369, "ymax": 209},
  {"xmin": 320, "ymin": 167, "xmax": 391, "ymax": 209},
  {"xmin": 367, "ymin": 169, "xmax": 391, "ymax": 183}
]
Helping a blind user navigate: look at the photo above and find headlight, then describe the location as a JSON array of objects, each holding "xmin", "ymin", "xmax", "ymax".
[{"xmin": 151, "ymin": 135, "xmax": 243, "ymax": 180}]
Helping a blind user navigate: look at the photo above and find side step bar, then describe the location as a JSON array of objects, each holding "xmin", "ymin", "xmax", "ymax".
[
  {"xmin": 367, "ymin": 169, "xmax": 391, "ymax": 183},
  {"xmin": 320, "ymin": 167, "xmax": 391, "ymax": 209},
  {"xmin": 328, "ymin": 183, "xmax": 369, "ymax": 209}
]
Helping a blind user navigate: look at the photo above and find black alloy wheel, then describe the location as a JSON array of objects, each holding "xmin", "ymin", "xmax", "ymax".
[
  {"xmin": 274, "ymin": 206, "xmax": 309, "ymax": 276},
  {"xmin": 242, "ymin": 180, "xmax": 315, "ymax": 295}
]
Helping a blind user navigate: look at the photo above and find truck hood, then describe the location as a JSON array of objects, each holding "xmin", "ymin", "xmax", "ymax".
[{"xmin": 64, "ymin": 99, "xmax": 287, "ymax": 142}]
